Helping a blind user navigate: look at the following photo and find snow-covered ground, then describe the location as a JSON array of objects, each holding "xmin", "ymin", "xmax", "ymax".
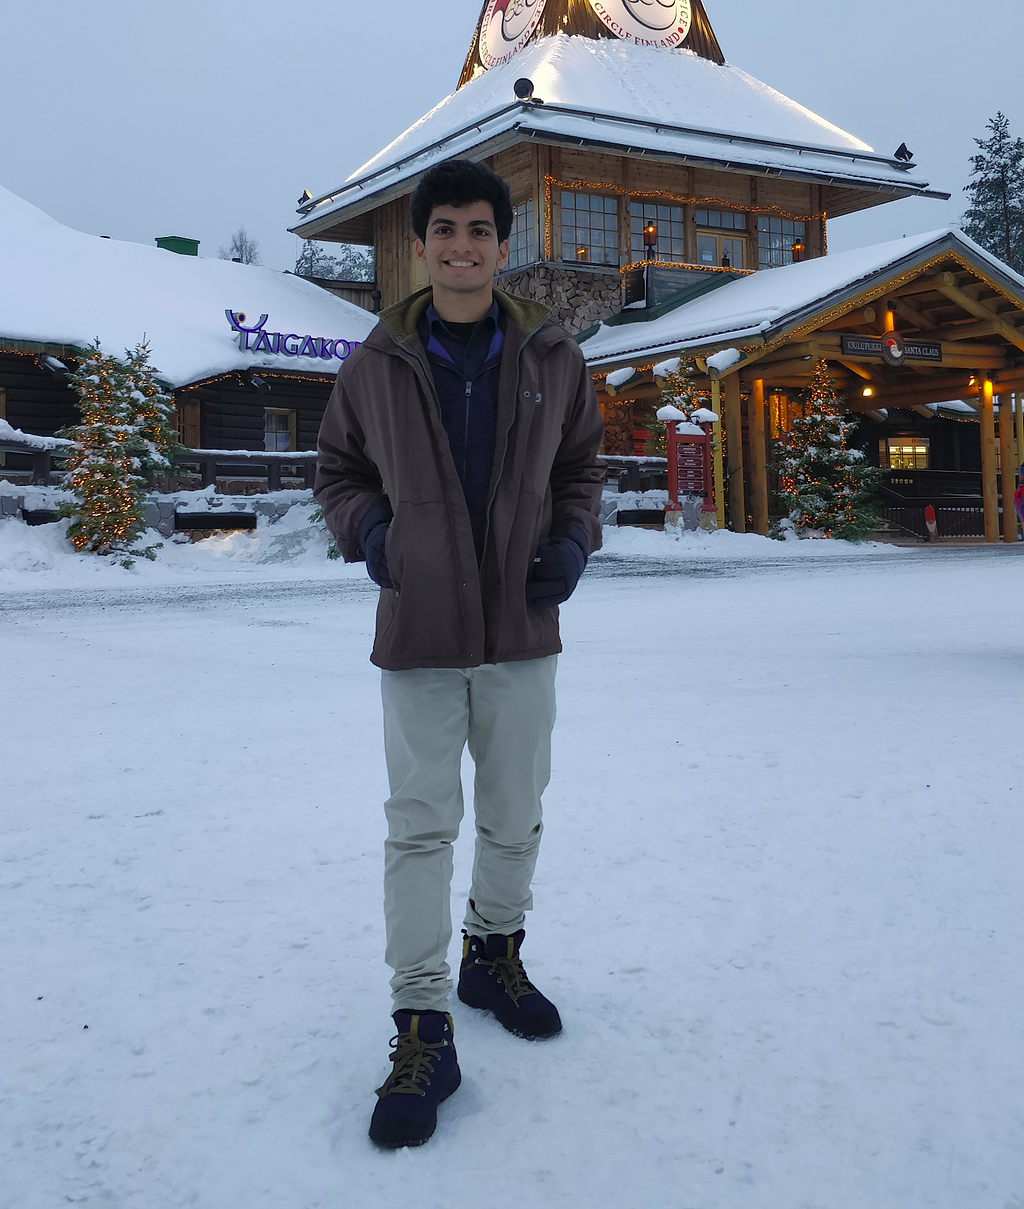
[{"xmin": 2, "ymin": 539, "xmax": 1022, "ymax": 1208}]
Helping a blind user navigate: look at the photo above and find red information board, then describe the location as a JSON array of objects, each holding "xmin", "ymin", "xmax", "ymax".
[{"xmin": 666, "ymin": 420, "xmax": 715, "ymax": 512}]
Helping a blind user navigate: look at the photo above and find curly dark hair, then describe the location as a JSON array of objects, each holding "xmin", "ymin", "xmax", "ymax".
[{"xmin": 409, "ymin": 159, "xmax": 514, "ymax": 244}]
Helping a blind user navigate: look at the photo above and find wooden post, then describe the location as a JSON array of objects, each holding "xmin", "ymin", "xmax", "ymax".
[
  {"xmin": 722, "ymin": 373, "xmax": 745, "ymax": 532},
  {"xmin": 749, "ymin": 378, "xmax": 769, "ymax": 536},
  {"xmin": 998, "ymin": 395, "xmax": 1017, "ymax": 542},
  {"xmin": 979, "ymin": 376, "xmax": 999, "ymax": 543},
  {"xmin": 711, "ymin": 380, "xmax": 726, "ymax": 531},
  {"xmin": 1016, "ymin": 392, "xmax": 1024, "ymax": 480}
]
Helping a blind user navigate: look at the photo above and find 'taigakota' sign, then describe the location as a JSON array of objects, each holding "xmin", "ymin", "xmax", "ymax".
[{"xmin": 226, "ymin": 311, "xmax": 360, "ymax": 362}]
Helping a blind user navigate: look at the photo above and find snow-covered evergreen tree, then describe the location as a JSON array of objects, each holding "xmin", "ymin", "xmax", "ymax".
[
  {"xmin": 59, "ymin": 341, "xmax": 154, "ymax": 562},
  {"xmin": 124, "ymin": 341, "xmax": 188, "ymax": 481},
  {"xmin": 962, "ymin": 112, "xmax": 1024, "ymax": 273},
  {"xmin": 295, "ymin": 240, "xmax": 374, "ymax": 282},
  {"xmin": 774, "ymin": 360, "xmax": 880, "ymax": 540}
]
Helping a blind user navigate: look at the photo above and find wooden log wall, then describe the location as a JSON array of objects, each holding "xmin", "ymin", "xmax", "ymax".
[{"xmin": 0, "ymin": 353, "xmax": 80, "ymax": 439}]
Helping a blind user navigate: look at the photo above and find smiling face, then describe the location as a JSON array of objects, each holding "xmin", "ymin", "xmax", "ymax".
[{"xmin": 415, "ymin": 201, "xmax": 510, "ymax": 310}]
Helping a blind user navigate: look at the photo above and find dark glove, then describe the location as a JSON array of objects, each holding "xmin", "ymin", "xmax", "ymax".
[
  {"xmin": 357, "ymin": 500, "xmax": 394, "ymax": 589},
  {"xmin": 525, "ymin": 523, "xmax": 588, "ymax": 609}
]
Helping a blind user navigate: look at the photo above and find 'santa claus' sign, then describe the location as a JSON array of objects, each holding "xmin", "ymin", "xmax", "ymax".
[
  {"xmin": 479, "ymin": 0, "xmax": 548, "ymax": 68},
  {"xmin": 587, "ymin": 0, "xmax": 692, "ymax": 48}
]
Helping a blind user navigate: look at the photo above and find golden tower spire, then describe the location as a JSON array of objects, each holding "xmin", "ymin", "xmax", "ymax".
[{"xmin": 458, "ymin": 0, "xmax": 724, "ymax": 88}]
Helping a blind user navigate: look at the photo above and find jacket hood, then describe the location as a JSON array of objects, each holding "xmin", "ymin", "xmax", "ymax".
[{"xmin": 371, "ymin": 286, "xmax": 554, "ymax": 351}]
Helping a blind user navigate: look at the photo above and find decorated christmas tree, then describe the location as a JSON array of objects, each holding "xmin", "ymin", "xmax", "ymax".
[
  {"xmin": 774, "ymin": 360, "xmax": 880, "ymax": 540},
  {"xmin": 125, "ymin": 340, "xmax": 188, "ymax": 483},
  {"xmin": 59, "ymin": 341, "xmax": 169, "ymax": 563}
]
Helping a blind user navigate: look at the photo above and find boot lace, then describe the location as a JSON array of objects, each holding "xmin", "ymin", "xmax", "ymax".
[
  {"xmin": 376, "ymin": 1031, "xmax": 446, "ymax": 1099},
  {"xmin": 487, "ymin": 955, "xmax": 537, "ymax": 1005}
]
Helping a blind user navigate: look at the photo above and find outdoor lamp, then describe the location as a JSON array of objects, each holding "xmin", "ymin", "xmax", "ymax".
[
  {"xmin": 643, "ymin": 221, "xmax": 658, "ymax": 259},
  {"xmin": 791, "ymin": 239, "xmax": 805, "ymax": 262}
]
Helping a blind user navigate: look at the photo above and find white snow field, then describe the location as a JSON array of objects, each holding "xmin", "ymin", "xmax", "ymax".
[{"xmin": 2, "ymin": 540, "xmax": 1022, "ymax": 1209}]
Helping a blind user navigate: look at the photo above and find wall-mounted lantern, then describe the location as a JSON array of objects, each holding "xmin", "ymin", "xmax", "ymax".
[{"xmin": 643, "ymin": 221, "xmax": 658, "ymax": 260}]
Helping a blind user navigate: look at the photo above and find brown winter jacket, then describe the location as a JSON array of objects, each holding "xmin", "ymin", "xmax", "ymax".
[{"xmin": 314, "ymin": 286, "xmax": 604, "ymax": 671}]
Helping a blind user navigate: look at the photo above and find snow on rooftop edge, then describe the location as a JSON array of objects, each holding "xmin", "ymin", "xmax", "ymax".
[
  {"xmin": 0, "ymin": 184, "xmax": 375, "ymax": 390},
  {"xmin": 299, "ymin": 36, "xmax": 932, "ymax": 228},
  {"xmin": 348, "ymin": 36, "xmax": 874, "ymax": 184},
  {"xmin": 578, "ymin": 227, "xmax": 1024, "ymax": 365}
]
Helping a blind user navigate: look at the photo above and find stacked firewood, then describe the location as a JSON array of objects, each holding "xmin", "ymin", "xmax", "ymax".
[{"xmin": 601, "ymin": 401, "xmax": 635, "ymax": 455}]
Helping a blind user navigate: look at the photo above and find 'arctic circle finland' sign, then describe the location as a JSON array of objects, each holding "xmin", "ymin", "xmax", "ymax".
[
  {"xmin": 226, "ymin": 311, "xmax": 360, "ymax": 362},
  {"xmin": 479, "ymin": 0, "xmax": 548, "ymax": 68},
  {"xmin": 587, "ymin": 0, "xmax": 692, "ymax": 48}
]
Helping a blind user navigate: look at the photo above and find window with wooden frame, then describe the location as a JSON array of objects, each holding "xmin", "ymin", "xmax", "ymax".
[
  {"xmin": 757, "ymin": 216, "xmax": 806, "ymax": 269},
  {"xmin": 506, "ymin": 200, "xmax": 537, "ymax": 270},
  {"xmin": 629, "ymin": 202, "xmax": 686, "ymax": 262},
  {"xmin": 694, "ymin": 208, "xmax": 748, "ymax": 269},
  {"xmin": 560, "ymin": 191, "xmax": 620, "ymax": 266},
  {"xmin": 264, "ymin": 408, "xmax": 296, "ymax": 452}
]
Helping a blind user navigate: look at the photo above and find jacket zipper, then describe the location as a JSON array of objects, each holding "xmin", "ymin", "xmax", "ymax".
[{"xmin": 480, "ymin": 319, "xmax": 547, "ymax": 559}]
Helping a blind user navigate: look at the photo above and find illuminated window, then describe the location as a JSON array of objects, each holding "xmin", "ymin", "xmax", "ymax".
[
  {"xmin": 560, "ymin": 191, "xmax": 619, "ymax": 266},
  {"xmin": 881, "ymin": 437, "xmax": 930, "ymax": 469},
  {"xmin": 629, "ymin": 202, "xmax": 685, "ymax": 261},
  {"xmin": 264, "ymin": 408, "xmax": 295, "ymax": 452},
  {"xmin": 506, "ymin": 200, "xmax": 536, "ymax": 270},
  {"xmin": 757, "ymin": 216, "xmax": 806, "ymax": 269}
]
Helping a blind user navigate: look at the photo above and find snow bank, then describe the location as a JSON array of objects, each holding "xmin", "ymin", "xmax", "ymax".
[
  {"xmin": 0, "ymin": 504, "xmax": 367, "ymax": 589},
  {"xmin": 597, "ymin": 524, "xmax": 904, "ymax": 560}
]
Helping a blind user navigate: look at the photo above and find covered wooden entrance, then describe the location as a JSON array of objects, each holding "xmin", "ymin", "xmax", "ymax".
[{"xmin": 583, "ymin": 230, "xmax": 1024, "ymax": 542}]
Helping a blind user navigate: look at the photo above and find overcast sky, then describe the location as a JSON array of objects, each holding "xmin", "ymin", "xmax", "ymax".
[{"xmin": 1, "ymin": 0, "xmax": 1019, "ymax": 272}]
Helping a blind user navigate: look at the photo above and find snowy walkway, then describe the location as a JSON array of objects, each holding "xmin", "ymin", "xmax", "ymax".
[{"xmin": 3, "ymin": 546, "xmax": 1022, "ymax": 1208}]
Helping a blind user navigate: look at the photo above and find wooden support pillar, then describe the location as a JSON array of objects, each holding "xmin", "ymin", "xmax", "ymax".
[
  {"xmin": 711, "ymin": 380, "xmax": 726, "ymax": 531},
  {"xmin": 1016, "ymin": 392, "xmax": 1024, "ymax": 479},
  {"xmin": 979, "ymin": 376, "xmax": 1000, "ymax": 543},
  {"xmin": 998, "ymin": 395, "xmax": 1017, "ymax": 543},
  {"xmin": 723, "ymin": 373, "xmax": 745, "ymax": 532},
  {"xmin": 749, "ymin": 378, "xmax": 769, "ymax": 536}
]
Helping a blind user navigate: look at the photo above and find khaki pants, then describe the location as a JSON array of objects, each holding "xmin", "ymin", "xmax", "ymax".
[{"xmin": 379, "ymin": 656, "xmax": 557, "ymax": 1011}]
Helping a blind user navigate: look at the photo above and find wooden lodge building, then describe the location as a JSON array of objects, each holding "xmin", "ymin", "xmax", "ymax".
[
  {"xmin": 0, "ymin": 184, "xmax": 374, "ymax": 487},
  {"xmin": 293, "ymin": 0, "xmax": 1024, "ymax": 541}
]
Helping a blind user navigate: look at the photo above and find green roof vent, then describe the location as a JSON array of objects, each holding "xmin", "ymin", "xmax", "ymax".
[{"xmin": 155, "ymin": 235, "xmax": 200, "ymax": 256}]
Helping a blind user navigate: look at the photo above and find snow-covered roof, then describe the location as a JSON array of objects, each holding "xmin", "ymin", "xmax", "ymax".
[
  {"xmin": 577, "ymin": 228, "xmax": 1024, "ymax": 367},
  {"xmin": 0, "ymin": 185, "xmax": 375, "ymax": 390},
  {"xmin": 294, "ymin": 35, "xmax": 942, "ymax": 238}
]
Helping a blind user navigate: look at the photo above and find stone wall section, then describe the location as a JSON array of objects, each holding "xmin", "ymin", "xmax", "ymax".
[{"xmin": 498, "ymin": 263, "xmax": 622, "ymax": 335}]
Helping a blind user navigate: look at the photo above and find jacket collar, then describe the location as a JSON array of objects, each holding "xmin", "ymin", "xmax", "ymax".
[{"xmin": 368, "ymin": 286, "xmax": 556, "ymax": 356}]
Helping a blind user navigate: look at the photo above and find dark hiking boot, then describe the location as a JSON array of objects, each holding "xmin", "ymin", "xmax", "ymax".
[
  {"xmin": 457, "ymin": 930, "xmax": 562, "ymax": 1040},
  {"xmin": 368, "ymin": 1010, "xmax": 461, "ymax": 1148}
]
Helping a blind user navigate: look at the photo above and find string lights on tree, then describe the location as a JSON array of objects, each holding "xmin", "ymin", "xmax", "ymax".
[
  {"xmin": 59, "ymin": 340, "xmax": 184, "ymax": 565},
  {"xmin": 773, "ymin": 359, "xmax": 880, "ymax": 540}
]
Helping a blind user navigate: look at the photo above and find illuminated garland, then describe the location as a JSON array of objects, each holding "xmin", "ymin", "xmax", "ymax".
[
  {"xmin": 619, "ymin": 259, "xmax": 755, "ymax": 277},
  {"xmin": 543, "ymin": 174, "xmax": 826, "ymax": 261}
]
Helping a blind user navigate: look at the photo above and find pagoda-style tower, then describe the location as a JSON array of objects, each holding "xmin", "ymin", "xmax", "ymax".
[
  {"xmin": 293, "ymin": 0, "xmax": 942, "ymax": 331},
  {"xmin": 458, "ymin": 0, "xmax": 724, "ymax": 86}
]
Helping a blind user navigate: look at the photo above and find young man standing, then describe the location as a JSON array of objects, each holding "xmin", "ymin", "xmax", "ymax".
[{"xmin": 315, "ymin": 159, "xmax": 603, "ymax": 1148}]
